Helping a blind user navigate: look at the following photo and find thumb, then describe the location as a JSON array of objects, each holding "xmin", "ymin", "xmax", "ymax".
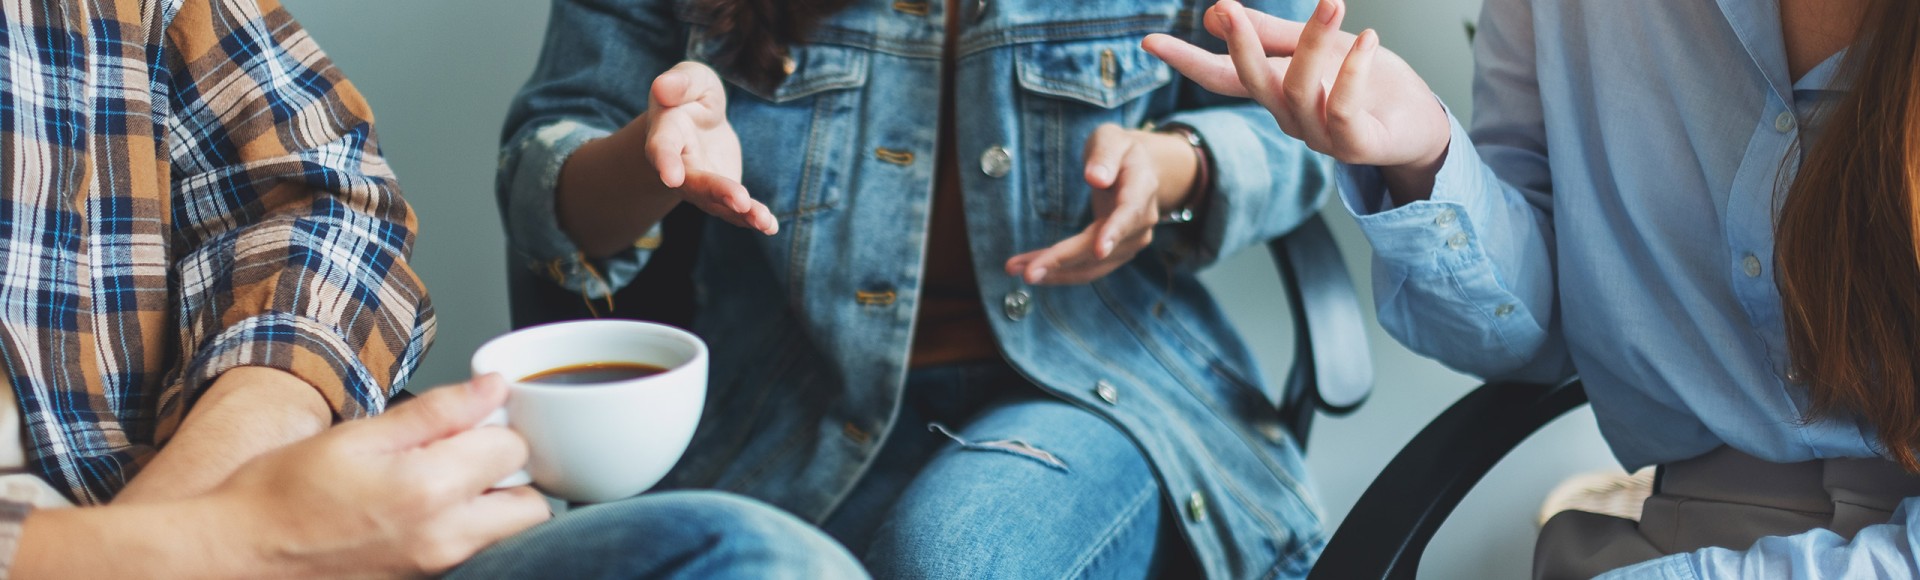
[{"xmin": 363, "ymin": 374, "xmax": 510, "ymax": 451}]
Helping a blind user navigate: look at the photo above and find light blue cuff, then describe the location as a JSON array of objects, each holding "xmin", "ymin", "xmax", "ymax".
[
  {"xmin": 1336, "ymin": 111, "xmax": 1487, "ymax": 276},
  {"xmin": 501, "ymin": 120, "xmax": 651, "ymax": 299},
  {"xmin": 1595, "ymin": 553, "xmax": 1701, "ymax": 580}
]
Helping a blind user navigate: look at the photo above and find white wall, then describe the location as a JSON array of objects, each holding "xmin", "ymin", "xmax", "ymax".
[{"xmin": 280, "ymin": 1, "xmax": 1621, "ymax": 577}]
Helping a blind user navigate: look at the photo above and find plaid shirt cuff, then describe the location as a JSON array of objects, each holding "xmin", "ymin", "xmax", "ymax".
[{"xmin": 180, "ymin": 313, "xmax": 403, "ymax": 422}]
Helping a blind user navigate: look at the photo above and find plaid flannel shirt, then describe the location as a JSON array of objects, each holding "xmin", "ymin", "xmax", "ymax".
[{"xmin": 0, "ymin": 0, "xmax": 432, "ymax": 570}]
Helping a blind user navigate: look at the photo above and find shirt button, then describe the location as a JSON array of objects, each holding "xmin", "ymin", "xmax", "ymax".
[
  {"xmin": 980, "ymin": 146, "xmax": 1013, "ymax": 178},
  {"xmin": 1435, "ymin": 208, "xmax": 1457, "ymax": 226},
  {"xmin": 1186, "ymin": 491, "xmax": 1209, "ymax": 522},
  {"xmin": 1494, "ymin": 303, "xmax": 1516, "ymax": 318},
  {"xmin": 1741, "ymin": 254, "xmax": 1763, "ymax": 278},
  {"xmin": 1257, "ymin": 423, "xmax": 1287, "ymax": 444},
  {"xmin": 1447, "ymin": 232, "xmax": 1469, "ymax": 250},
  {"xmin": 1002, "ymin": 290, "xmax": 1031, "ymax": 321},
  {"xmin": 1786, "ymin": 367, "xmax": 1805, "ymax": 383},
  {"xmin": 1775, "ymin": 111, "xmax": 1795, "ymax": 133},
  {"xmin": 1094, "ymin": 380, "xmax": 1119, "ymax": 405}
]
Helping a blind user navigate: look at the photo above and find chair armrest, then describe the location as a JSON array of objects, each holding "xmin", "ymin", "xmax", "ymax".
[
  {"xmin": 1269, "ymin": 213, "xmax": 1372, "ymax": 416},
  {"xmin": 1309, "ymin": 380, "xmax": 1589, "ymax": 580}
]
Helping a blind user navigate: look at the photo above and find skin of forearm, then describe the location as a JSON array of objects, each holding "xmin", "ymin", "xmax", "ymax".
[
  {"xmin": 14, "ymin": 496, "xmax": 260, "ymax": 579},
  {"xmin": 114, "ymin": 367, "xmax": 328, "ymax": 504},
  {"xmin": 556, "ymin": 117, "xmax": 684, "ymax": 259}
]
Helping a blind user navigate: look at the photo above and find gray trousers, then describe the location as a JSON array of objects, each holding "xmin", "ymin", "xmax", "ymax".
[{"xmin": 1534, "ymin": 446, "xmax": 1920, "ymax": 579}]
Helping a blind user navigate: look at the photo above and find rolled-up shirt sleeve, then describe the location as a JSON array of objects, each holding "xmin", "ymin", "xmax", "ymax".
[
  {"xmin": 162, "ymin": 0, "xmax": 434, "ymax": 427},
  {"xmin": 497, "ymin": 0, "xmax": 687, "ymax": 299}
]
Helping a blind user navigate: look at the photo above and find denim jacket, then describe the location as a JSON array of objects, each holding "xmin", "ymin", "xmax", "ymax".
[{"xmin": 499, "ymin": 0, "xmax": 1332, "ymax": 576}]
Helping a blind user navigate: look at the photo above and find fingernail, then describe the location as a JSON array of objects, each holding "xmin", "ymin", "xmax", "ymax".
[
  {"xmin": 1363, "ymin": 28, "xmax": 1380, "ymax": 51},
  {"xmin": 1029, "ymin": 267, "xmax": 1049, "ymax": 283},
  {"xmin": 1100, "ymin": 238, "xmax": 1116, "ymax": 256},
  {"xmin": 1217, "ymin": 9, "xmax": 1233, "ymax": 32},
  {"xmin": 1092, "ymin": 164, "xmax": 1115, "ymax": 183},
  {"xmin": 1321, "ymin": 0, "xmax": 1338, "ymax": 24}
]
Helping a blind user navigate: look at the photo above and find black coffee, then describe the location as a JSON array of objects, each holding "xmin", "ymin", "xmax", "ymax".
[{"xmin": 522, "ymin": 362, "xmax": 668, "ymax": 385}]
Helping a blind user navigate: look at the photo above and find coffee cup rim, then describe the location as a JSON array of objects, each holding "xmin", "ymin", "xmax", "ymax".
[{"xmin": 470, "ymin": 320, "xmax": 708, "ymax": 392}]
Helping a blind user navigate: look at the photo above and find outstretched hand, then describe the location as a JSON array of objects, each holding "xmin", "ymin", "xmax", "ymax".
[
  {"xmin": 1143, "ymin": 0, "xmax": 1451, "ymax": 201},
  {"xmin": 642, "ymin": 62, "xmax": 777, "ymax": 235},
  {"xmin": 1006, "ymin": 124, "xmax": 1197, "ymax": 285}
]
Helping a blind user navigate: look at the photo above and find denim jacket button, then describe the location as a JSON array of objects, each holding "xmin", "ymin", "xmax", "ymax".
[
  {"xmin": 974, "ymin": 0, "xmax": 988, "ymax": 22},
  {"xmin": 1002, "ymin": 290, "xmax": 1031, "ymax": 321},
  {"xmin": 980, "ymin": 146, "xmax": 1013, "ymax": 178},
  {"xmin": 1186, "ymin": 492, "xmax": 1208, "ymax": 522},
  {"xmin": 1094, "ymin": 380, "xmax": 1119, "ymax": 405}
]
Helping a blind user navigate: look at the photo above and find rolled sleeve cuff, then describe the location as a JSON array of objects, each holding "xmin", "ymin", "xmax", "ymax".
[
  {"xmin": 182, "ymin": 313, "xmax": 387, "ymax": 421},
  {"xmin": 502, "ymin": 120, "xmax": 650, "ymax": 300},
  {"xmin": 1336, "ymin": 111, "xmax": 1487, "ymax": 274}
]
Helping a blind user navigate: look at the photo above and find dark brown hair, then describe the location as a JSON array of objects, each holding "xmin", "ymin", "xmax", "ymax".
[
  {"xmin": 1776, "ymin": 0, "xmax": 1920, "ymax": 469},
  {"xmin": 691, "ymin": 0, "xmax": 857, "ymax": 90}
]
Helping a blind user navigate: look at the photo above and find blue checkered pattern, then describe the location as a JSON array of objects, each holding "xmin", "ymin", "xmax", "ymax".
[{"xmin": 0, "ymin": 0, "xmax": 432, "ymax": 517}]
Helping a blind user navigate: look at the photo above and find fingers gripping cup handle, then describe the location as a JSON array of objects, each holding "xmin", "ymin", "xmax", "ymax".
[{"xmin": 479, "ymin": 408, "xmax": 534, "ymax": 489}]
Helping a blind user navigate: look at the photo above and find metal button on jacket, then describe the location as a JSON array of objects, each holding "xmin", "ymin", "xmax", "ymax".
[
  {"xmin": 980, "ymin": 146, "xmax": 1013, "ymax": 178},
  {"xmin": 1187, "ymin": 492, "xmax": 1209, "ymax": 522},
  {"xmin": 1003, "ymin": 290, "xmax": 1031, "ymax": 321},
  {"xmin": 1094, "ymin": 380, "xmax": 1119, "ymax": 405}
]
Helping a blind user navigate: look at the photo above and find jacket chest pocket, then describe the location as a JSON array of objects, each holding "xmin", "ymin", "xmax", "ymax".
[
  {"xmin": 1014, "ymin": 37, "xmax": 1173, "ymax": 224},
  {"xmin": 687, "ymin": 31, "xmax": 871, "ymax": 219}
]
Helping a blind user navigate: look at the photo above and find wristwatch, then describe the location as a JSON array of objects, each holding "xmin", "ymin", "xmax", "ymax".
[{"xmin": 1153, "ymin": 123, "xmax": 1210, "ymax": 226}]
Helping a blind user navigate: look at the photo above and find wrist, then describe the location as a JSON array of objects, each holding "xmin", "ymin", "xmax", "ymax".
[
  {"xmin": 1146, "ymin": 125, "xmax": 1210, "ymax": 223},
  {"xmin": 1381, "ymin": 137, "xmax": 1449, "ymax": 207},
  {"xmin": 1138, "ymin": 128, "xmax": 1203, "ymax": 215}
]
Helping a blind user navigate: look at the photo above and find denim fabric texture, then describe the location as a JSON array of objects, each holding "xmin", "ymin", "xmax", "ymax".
[
  {"xmin": 447, "ymin": 491, "xmax": 867, "ymax": 579},
  {"xmin": 823, "ymin": 362, "xmax": 1171, "ymax": 579},
  {"xmin": 498, "ymin": 1, "xmax": 1334, "ymax": 576}
]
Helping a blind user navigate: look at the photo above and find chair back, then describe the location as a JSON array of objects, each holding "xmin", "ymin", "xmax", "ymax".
[{"xmin": 1266, "ymin": 213, "xmax": 1373, "ymax": 447}]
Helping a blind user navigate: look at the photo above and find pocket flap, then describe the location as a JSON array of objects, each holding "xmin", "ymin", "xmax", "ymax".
[
  {"xmin": 1015, "ymin": 37, "xmax": 1172, "ymax": 109},
  {"xmin": 687, "ymin": 31, "xmax": 870, "ymax": 104}
]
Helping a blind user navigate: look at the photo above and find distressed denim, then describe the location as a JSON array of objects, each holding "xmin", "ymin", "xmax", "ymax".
[
  {"xmin": 498, "ymin": 0, "xmax": 1333, "ymax": 576},
  {"xmin": 447, "ymin": 491, "xmax": 866, "ymax": 579},
  {"xmin": 823, "ymin": 362, "xmax": 1170, "ymax": 579}
]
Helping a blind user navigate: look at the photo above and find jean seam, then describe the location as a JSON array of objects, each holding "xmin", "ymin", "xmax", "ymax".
[{"xmin": 1060, "ymin": 480, "xmax": 1159, "ymax": 579}]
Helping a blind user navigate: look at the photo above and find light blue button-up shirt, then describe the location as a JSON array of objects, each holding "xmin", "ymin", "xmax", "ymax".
[{"xmin": 1339, "ymin": 0, "xmax": 1920, "ymax": 576}]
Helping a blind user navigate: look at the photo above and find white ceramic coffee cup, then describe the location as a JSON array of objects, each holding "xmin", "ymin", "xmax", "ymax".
[{"xmin": 470, "ymin": 320, "xmax": 708, "ymax": 503}]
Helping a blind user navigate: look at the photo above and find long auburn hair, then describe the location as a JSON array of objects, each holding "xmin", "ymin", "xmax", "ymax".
[
  {"xmin": 691, "ymin": 0, "xmax": 857, "ymax": 90},
  {"xmin": 1776, "ymin": 0, "xmax": 1920, "ymax": 470}
]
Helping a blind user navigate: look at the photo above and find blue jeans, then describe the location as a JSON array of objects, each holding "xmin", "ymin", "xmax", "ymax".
[
  {"xmin": 824, "ymin": 362, "xmax": 1175, "ymax": 579},
  {"xmin": 448, "ymin": 490, "xmax": 866, "ymax": 579}
]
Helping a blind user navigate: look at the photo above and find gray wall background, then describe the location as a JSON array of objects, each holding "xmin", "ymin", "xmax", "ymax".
[{"xmin": 279, "ymin": 1, "xmax": 1619, "ymax": 577}]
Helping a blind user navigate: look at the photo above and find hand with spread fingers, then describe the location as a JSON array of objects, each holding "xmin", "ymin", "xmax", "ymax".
[
  {"xmin": 639, "ymin": 62, "xmax": 775, "ymax": 235},
  {"xmin": 556, "ymin": 61, "xmax": 775, "ymax": 259},
  {"xmin": 1005, "ymin": 123, "xmax": 1201, "ymax": 286},
  {"xmin": 1143, "ymin": 0, "xmax": 1451, "ymax": 204}
]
